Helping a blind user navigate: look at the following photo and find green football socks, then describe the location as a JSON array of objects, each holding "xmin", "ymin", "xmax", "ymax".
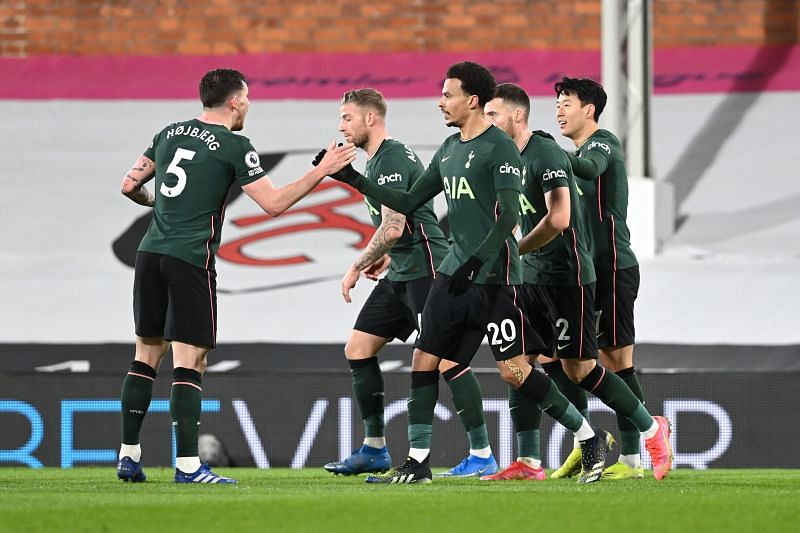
[
  {"xmin": 508, "ymin": 385, "xmax": 542, "ymax": 460},
  {"xmin": 349, "ymin": 357, "xmax": 385, "ymax": 438},
  {"xmin": 443, "ymin": 364, "xmax": 490, "ymax": 451},
  {"xmin": 170, "ymin": 367, "xmax": 203, "ymax": 458},
  {"xmin": 120, "ymin": 360, "xmax": 156, "ymax": 446},
  {"xmin": 542, "ymin": 360, "xmax": 590, "ymax": 421},
  {"xmin": 579, "ymin": 363, "xmax": 653, "ymax": 432},
  {"xmin": 408, "ymin": 370, "xmax": 439, "ymax": 452},
  {"xmin": 616, "ymin": 367, "xmax": 645, "ymax": 455}
]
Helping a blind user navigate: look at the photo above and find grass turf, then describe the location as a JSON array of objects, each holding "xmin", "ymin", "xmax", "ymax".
[{"xmin": 1, "ymin": 468, "xmax": 799, "ymax": 532}]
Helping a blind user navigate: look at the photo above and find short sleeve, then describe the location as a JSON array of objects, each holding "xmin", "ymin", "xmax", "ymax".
[
  {"xmin": 233, "ymin": 140, "xmax": 267, "ymax": 186},
  {"xmin": 491, "ymin": 139, "xmax": 523, "ymax": 193},
  {"xmin": 534, "ymin": 144, "xmax": 571, "ymax": 193},
  {"xmin": 375, "ymin": 153, "xmax": 418, "ymax": 192},
  {"xmin": 143, "ymin": 131, "xmax": 159, "ymax": 161}
]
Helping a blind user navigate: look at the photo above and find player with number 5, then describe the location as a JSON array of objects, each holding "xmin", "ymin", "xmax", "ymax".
[{"xmin": 116, "ymin": 68, "xmax": 356, "ymax": 484}]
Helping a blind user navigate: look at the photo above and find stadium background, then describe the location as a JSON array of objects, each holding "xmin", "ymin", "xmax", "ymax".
[{"xmin": 1, "ymin": 0, "xmax": 799, "ymax": 470}]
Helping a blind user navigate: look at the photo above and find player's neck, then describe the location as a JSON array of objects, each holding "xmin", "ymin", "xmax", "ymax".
[
  {"xmin": 514, "ymin": 128, "xmax": 533, "ymax": 152},
  {"xmin": 365, "ymin": 128, "xmax": 390, "ymax": 158},
  {"xmin": 571, "ymin": 123, "xmax": 599, "ymax": 149},
  {"xmin": 198, "ymin": 110, "xmax": 233, "ymax": 130},
  {"xmin": 459, "ymin": 114, "xmax": 492, "ymax": 141}
]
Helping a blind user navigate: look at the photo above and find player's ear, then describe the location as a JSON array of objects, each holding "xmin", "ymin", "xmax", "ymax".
[{"xmin": 585, "ymin": 103, "xmax": 595, "ymax": 120}]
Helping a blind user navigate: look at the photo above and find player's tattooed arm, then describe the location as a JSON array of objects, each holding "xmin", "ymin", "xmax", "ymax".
[
  {"xmin": 503, "ymin": 359, "xmax": 526, "ymax": 385},
  {"xmin": 120, "ymin": 155, "xmax": 156, "ymax": 207},
  {"xmin": 341, "ymin": 206, "xmax": 405, "ymax": 303},
  {"xmin": 342, "ymin": 206, "xmax": 406, "ymax": 303},
  {"xmin": 353, "ymin": 206, "xmax": 406, "ymax": 271}
]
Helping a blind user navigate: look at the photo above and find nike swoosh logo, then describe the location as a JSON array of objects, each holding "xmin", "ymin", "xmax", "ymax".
[
  {"xmin": 557, "ymin": 344, "xmax": 571, "ymax": 351},
  {"xmin": 441, "ymin": 155, "xmax": 451, "ymax": 162},
  {"xmin": 499, "ymin": 344, "xmax": 514, "ymax": 353},
  {"xmin": 456, "ymin": 409, "xmax": 465, "ymax": 415}
]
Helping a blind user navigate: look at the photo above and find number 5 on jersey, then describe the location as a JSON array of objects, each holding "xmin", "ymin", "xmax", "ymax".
[{"xmin": 161, "ymin": 147, "xmax": 196, "ymax": 197}]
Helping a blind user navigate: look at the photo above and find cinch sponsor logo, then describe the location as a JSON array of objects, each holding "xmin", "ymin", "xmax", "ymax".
[
  {"xmin": 378, "ymin": 172, "xmax": 402, "ymax": 185},
  {"xmin": 542, "ymin": 168, "xmax": 567, "ymax": 181},
  {"xmin": 499, "ymin": 162, "xmax": 521, "ymax": 176},
  {"xmin": 587, "ymin": 141, "xmax": 611, "ymax": 154}
]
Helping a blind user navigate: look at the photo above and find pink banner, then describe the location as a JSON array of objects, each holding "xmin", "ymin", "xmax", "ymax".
[{"xmin": 2, "ymin": 46, "xmax": 798, "ymax": 99}]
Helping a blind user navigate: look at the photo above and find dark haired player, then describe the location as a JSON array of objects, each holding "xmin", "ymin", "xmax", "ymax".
[
  {"xmin": 117, "ymin": 68, "xmax": 354, "ymax": 484},
  {"xmin": 553, "ymin": 76, "xmax": 673, "ymax": 480},
  {"xmin": 481, "ymin": 82, "xmax": 608, "ymax": 481},
  {"xmin": 322, "ymin": 88, "xmax": 498, "ymax": 479},
  {"xmin": 321, "ymin": 62, "xmax": 609, "ymax": 484}
]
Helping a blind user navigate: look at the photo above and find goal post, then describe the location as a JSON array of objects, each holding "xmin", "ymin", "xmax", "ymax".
[{"xmin": 601, "ymin": 0, "xmax": 674, "ymax": 257}]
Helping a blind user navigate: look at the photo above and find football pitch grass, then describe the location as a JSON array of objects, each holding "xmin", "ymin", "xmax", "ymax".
[{"xmin": 1, "ymin": 468, "xmax": 798, "ymax": 532}]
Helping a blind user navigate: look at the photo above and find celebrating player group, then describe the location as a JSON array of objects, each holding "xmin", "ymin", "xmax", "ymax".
[{"xmin": 116, "ymin": 62, "xmax": 672, "ymax": 485}]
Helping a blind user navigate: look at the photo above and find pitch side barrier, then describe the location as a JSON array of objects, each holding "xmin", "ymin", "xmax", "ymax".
[{"xmin": 1, "ymin": 343, "xmax": 798, "ymax": 469}]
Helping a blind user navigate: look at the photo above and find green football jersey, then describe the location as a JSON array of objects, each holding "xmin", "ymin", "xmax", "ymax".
[
  {"xmin": 140, "ymin": 119, "xmax": 266, "ymax": 270},
  {"xmin": 423, "ymin": 125, "xmax": 523, "ymax": 285},
  {"xmin": 519, "ymin": 133, "xmax": 595, "ymax": 286},
  {"xmin": 363, "ymin": 139, "xmax": 448, "ymax": 281},
  {"xmin": 572, "ymin": 129, "xmax": 638, "ymax": 272}
]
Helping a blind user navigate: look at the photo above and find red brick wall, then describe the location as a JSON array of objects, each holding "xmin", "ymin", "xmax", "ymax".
[{"xmin": 1, "ymin": 0, "xmax": 798, "ymax": 57}]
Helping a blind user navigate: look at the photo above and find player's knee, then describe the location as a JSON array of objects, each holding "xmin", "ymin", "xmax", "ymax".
[
  {"xmin": 344, "ymin": 339, "xmax": 374, "ymax": 360},
  {"xmin": 598, "ymin": 347, "xmax": 633, "ymax": 372},
  {"xmin": 561, "ymin": 360, "xmax": 593, "ymax": 383},
  {"xmin": 441, "ymin": 362, "xmax": 468, "ymax": 381}
]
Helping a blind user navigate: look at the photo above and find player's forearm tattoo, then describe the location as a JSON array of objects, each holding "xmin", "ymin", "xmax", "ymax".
[
  {"xmin": 353, "ymin": 208, "xmax": 405, "ymax": 271},
  {"xmin": 131, "ymin": 158, "xmax": 153, "ymax": 174},
  {"xmin": 503, "ymin": 359, "xmax": 525, "ymax": 385}
]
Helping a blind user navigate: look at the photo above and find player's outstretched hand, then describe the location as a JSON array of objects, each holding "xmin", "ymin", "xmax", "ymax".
[{"xmin": 448, "ymin": 255, "xmax": 484, "ymax": 295}]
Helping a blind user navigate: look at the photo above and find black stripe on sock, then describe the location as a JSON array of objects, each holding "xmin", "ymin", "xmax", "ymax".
[
  {"xmin": 442, "ymin": 364, "xmax": 469, "ymax": 381},
  {"xmin": 130, "ymin": 360, "xmax": 157, "ymax": 378},
  {"xmin": 173, "ymin": 367, "xmax": 202, "ymax": 385}
]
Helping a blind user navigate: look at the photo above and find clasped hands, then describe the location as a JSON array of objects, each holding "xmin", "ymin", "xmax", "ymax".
[{"xmin": 312, "ymin": 142, "xmax": 361, "ymax": 187}]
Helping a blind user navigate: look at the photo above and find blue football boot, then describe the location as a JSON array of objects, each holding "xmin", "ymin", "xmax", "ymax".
[
  {"xmin": 324, "ymin": 444, "xmax": 392, "ymax": 475},
  {"xmin": 174, "ymin": 463, "xmax": 237, "ymax": 484},
  {"xmin": 117, "ymin": 456, "xmax": 146, "ymax": 483},
  {"xmin": 434, "ymin": 454, "xmax": 499, "ymax": 478}
]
